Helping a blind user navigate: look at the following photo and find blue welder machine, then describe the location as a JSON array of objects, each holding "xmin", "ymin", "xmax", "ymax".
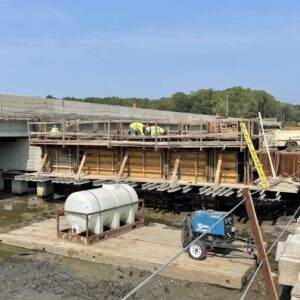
[{"xmin": 181, "ymin": 210, "xmax": 255, "ymax": 260}]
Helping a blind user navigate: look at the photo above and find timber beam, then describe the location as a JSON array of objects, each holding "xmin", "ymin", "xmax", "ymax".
[{"xmin": 168, "ymin": 183, "xmax": 182, "ymax": 193}]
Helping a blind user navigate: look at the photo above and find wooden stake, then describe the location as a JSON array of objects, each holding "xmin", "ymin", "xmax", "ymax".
[
  {"xmin": 38, "ymin": 151, "xmax": 48, "ymax": 175},
  {"xmin": 242, "ymin": 188, "xmax": 278, "ymax": 300},
  {"xmin": 116, "ymin": 153, "xmax": 128, "ymax": 182},
  {"xmin": 214, "ymin": 153, "xmax": 222, "ymax": 189},
  {"xmin": 107, "ymin": 120, "xmax": 111, "ymax": 148},
  {"xmin": 170, "ymin": 158, "xmax": 180, "ymax": 185},
  {"xmin": 76, "ymin": 150, "xmax": 87, "ymax": 180}
]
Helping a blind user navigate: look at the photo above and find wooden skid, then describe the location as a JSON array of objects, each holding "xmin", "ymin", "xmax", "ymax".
[
  {"xmin": 0, "ymin": 219, "xmax": 256, "ymax": 289},
  {"xmin": 58, "ymin": 220, "xmax": 144, "ymax": 246}
]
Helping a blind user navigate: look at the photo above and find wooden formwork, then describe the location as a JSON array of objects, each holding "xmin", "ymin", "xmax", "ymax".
[
  {"xmin": 44, "ymin": 146, "xmax": 245, "ymax": 185},
  {"xmin": 169, "ymin": 150, "xmax": 207, "ymax": 182},
  {"xmin": 32, "ymin": 118, "xmax": 255, "ymax": 186},
  {"xmin": 218, "ymin": 151, "xmax": 238, "ymax": 184},
  {"xmin": 125, "ymin": 150, "xmax": 163, "ymax": 179},
  {"xmin": 83, "ymin": 148, "xmax": 119, "ymax": 176}
]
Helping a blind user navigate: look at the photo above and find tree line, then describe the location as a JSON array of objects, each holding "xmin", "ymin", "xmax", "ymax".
[{"xmin": 48, "ymin": 87, "xmax": 300, "ymax": 125}]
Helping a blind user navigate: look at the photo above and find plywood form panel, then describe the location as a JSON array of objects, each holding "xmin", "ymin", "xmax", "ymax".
[
  {"xmin": 47, "ymin": 146, "xmax": 237, "ymax": 184},
  {"xmin": 82, "ymin": 148, "xmax": 119, "ymax": 176},
  {"xmin": 126, "ymin": 150, "xmax": 162, "ymax": 179},
  {"xmin": 219, "ymin": 151, "xmax": 238, "ymax": 184},
  {"xmin": 49, "ymin": 147, "xmax": 75, "ymax": 174},
  {"xmin": 170, "ymin": 150, "xmax": 207, "ymax": 182}
]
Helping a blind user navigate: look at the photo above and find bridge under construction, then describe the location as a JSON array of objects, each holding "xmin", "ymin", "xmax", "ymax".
[
  {"xmin": 0, "ymin": 94, "xmax": 298, "ymax": 207},
  {"xmin": 15, "ymin": 116, "xmax": 300, "ymax": 206}
]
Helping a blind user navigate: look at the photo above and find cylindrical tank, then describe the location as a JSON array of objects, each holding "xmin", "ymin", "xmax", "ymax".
[{"xmin": 64, "ymin": 184, "xmax": 138, "ymax": 234}]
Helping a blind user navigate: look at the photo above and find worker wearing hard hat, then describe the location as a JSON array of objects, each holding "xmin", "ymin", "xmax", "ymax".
[
  {"xmin": 129, "ymin": 122, "xmax": 145, "ymax": 135},
  {"xmin": 145, "ymin": 125, "xmax": 165, "ymax": 136},
  {"xmin": 50, "ymin": 125, "xmax": 59, "ymax": 136}
]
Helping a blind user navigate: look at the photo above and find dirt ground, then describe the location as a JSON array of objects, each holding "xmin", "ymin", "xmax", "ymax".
[{"xmin": 0, "ymin": 192, "xmax": 295, "ymax": 299}]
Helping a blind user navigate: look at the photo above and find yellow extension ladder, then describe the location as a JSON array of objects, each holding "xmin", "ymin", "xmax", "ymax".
[{"xmin": 241, "ymin": 123, "xmax": 269, "ymax": 189}]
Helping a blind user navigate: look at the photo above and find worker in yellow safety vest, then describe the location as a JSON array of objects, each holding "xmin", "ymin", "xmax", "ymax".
[
  {"xmin": 129, "ymin": 122, "xmax": 145, "ymax": 135},
  {"xmin": 50, "ymin": 125, "xmax": 59, "ymax": 136},
  {"xmin": 145, "ymin": 125, "xmax": 165, "ymax": 136}
]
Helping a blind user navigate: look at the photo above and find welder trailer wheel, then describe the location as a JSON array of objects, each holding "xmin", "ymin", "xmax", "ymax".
[{"xmin": 189, "ymin": 240, "xmax": 207, "ymax": 260}]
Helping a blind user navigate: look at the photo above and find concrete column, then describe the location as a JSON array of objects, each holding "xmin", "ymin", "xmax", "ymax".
[
  {"xmin": 12, "ymin": 180, "xmax": 28, "ymax": 194},
  {"xmin": 37, "ymin": 181, "xmax": 54, "ymax": 198}
]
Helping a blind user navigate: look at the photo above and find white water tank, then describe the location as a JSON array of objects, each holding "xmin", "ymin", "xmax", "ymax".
[{"xmin": 64, "ymin": 184, "xmax": 138, "ymax": 234}]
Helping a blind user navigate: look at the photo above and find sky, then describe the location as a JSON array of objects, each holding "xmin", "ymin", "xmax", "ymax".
[{"xmin": 0, "ymin": 0, "xmax": 300, "ymax": 104}]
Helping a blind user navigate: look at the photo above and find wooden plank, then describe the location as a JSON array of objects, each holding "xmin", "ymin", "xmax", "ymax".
[
  {"xmin": 75, "ymin": 150, "xmax": 87, "ymax": 180},
  {"xmin": 107, "ymin": 120, "xmax": 111, "ymax": 148},
  {"xmin": 116, "ymin": 153, "xmax": 128, "ymax": 182},
  {"xmin": 170, "ymin": 158, "xmax": 180, "ymax": 185},
  {"xmin": 214, "ymin": 153, "xmax": 222, "ymax": 189},
  {"xmin": 38, "ymin": 151, "xmax": 48, "ymax": 175},
  {"xmin": 0, "ymin": 220, "xmax": 255, "ymax": 290},
  {"xmin": 243, "ymin": 188, "xmax": 278, "ymax": 300},
  {"xmin": 278, "ymin": 221, "xmax": 300, "ymax": 286},
  {"xmin": 292, "ymin": 280, "xmax": 300, "ymax": 299}
]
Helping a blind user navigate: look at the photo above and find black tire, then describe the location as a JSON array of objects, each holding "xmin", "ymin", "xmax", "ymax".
[
  {"xmin": 188, "ymin": 240, "xmax": 207, "ymax": 260},
  {"xmin": 181, "ymin": 214, "xmax": 193, "ymax": 248},
  {"xmin": 286, "ymin": 141, "xmax": 298, "ymax": 152}
]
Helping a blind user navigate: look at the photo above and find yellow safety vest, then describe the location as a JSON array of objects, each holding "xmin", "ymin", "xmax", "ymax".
[
  {"xmin": 50, "ymin": 127, "xmax": 59, "ymax": 136},
  {"xmin": 150, "ymin": 126, "xmax": 165, "ymax": 136},
  {"xmin": 129, "ymin": 122, "xmax": 144, "ymax": 135}
]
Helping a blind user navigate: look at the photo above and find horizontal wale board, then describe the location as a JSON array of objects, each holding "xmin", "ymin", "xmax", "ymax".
[
  {"xmin": 87, "ymin": 170, "xmax": 118, "ymax": 175},
  {"xmin": 180, "ymin": 175, "xmax": 206, "ymax": 181},
  {"xmin": 128, "ymin": 172, "xmax": 162, "ymax": 178},
  {"xmin": 220, "ymin": 152, "xmax": 237, "ymax": 159},
  {"xmin": 170, "ymin": 153, "xmax": 207, "ymax": 160},
  {"xmin": 128, "ymin": 166, "xmax": 161, "ymax": 172},
  {"xmin": 221, "ymin": 162, "xmax": 237, "ymax": 168},
  {"xmin": 220, "ymin": 170, "xmax": 238, "ymax": 176}
]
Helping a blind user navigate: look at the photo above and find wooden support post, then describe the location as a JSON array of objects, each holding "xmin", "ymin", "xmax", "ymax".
[
  {"xmin": 76, "ymin": 150, "xmax": 87, "ymax": 180},
  {"xmin": 195, "ymin": 151, "xmax": 199, "ymax": 183},
  {"xmin": 259, "ymin": 112, "xmax": 276, "ymax": 178},
  {"xmin": 155, "ymin": 121, "xmax": 158, "ymax": 151},
  {"xmin": 214, "ymin": 153, "xmax": 222, "ymax": 189},
  {"xmin": 62, "ymin": 120, "xmax": 65, "ymax": 148},
  {"xmin": 242, "ymin": 188, "xmax": 278, "ymax": 300},
  {"xmin": 107, "ymin": 120, "xmax": 111, "ymax": 148},
  {"xmin": 116, "ymin": 153, "xmax": 128, "ymax": 182},
  {"xmin": 142, "ymin": 151, "xmax": 145, "ymax": 177},
  {"xmin": 170, "ymin": 158, "xmax": 180, "ymax": 185},
  {"xmin": 240, "ymin": 118, "xmax": 243, "ymax": 151},
  {"xmin": 27, "ymin": 121, "xmax": 31, "ymax": 145},
  {"xmin": 38, "ymin": 151, "xmax": 48, "ymax": 175},
  {"xmin": 120, "ymin": 123, "xmax": 123, "ymax": 140},
  {"xmin": 97, "ymin": 148, "xmax": 100, "ymax": 174},
  {"xmin": 207, "ymin": 121, "xmax": 212, "ymax": 134},
  {"xmin": 200, "ymin": 121, "xmax": 203, "ymax": 150}
]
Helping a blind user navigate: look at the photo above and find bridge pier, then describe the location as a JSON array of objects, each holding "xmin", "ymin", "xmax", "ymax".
[
  {"xmin": 11, "ymin": 180, "xmax": 28, "ymax": 195},
  {"xmin": 37, "ymin": 181, "xmax": 54, "ymax": 198}
]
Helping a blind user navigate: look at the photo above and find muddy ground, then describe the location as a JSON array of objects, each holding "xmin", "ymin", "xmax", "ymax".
[{"xmin": 0, "ymin": 191, "xmax": 295, "ymax": 299}]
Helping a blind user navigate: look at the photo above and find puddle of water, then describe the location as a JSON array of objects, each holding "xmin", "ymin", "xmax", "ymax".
[
  {"xmin": 0, "ymin": 191, "xmax": 64, "ymax": 233},
  {"xmin": 0, "ymin": 243, "xmax": 30, "ymax": 259}
]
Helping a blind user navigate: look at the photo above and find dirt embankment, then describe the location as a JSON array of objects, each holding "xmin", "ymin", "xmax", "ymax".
[
  {"xmin": 0, "ymin": 252, "xmax": 253, "ymax": 300},
  {"xmin": 0, "ymin": 256, "xmax": 133, "ymax": 300}
]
